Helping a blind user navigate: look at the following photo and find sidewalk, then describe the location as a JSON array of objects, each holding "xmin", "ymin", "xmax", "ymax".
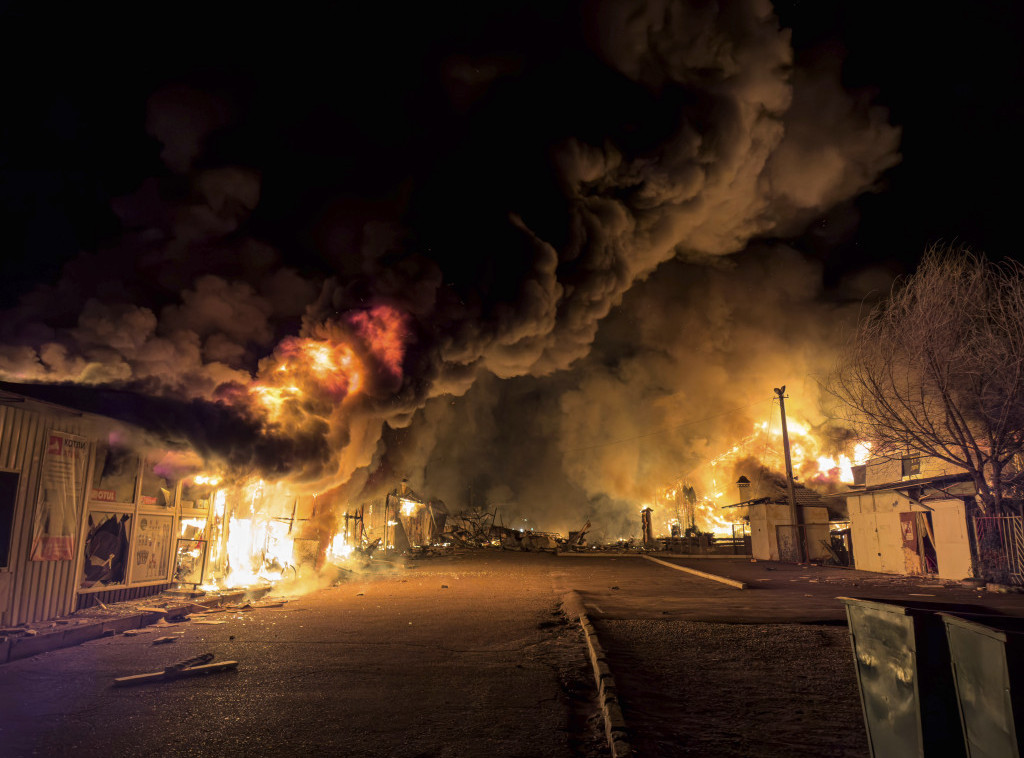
[{"xmin": 0, "ymin": 586, "xmax": 273, "ymax": 665}]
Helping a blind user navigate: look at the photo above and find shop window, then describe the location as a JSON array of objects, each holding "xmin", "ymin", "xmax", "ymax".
[
  {"xmin": 81, "ymin": 512, "xmax": 131, "ymax": 587},
  {"xmin": 180, "ymin": 478, "xmax": 216, "ymax": 510},
  {"xmin": 173, "ymin": 539, "xmax": 207, "ymax": 584},
  {"xmin": 0, "ymin": 470, "xmax": 19, "ymax": 568},
  {"xmin": 90, "ymin": 444, "xmax": 139, "ymax": 504},
  {"xmin": 131, "ymin": 514, "xmax": 173, "ymax": 582},
  {"xmin": 140, "ymin": 458, "xmax": 177, "ymax": 508},
  {"xmin": 179, "ymin": 516, "xmax": 208, "ymax": 540}
]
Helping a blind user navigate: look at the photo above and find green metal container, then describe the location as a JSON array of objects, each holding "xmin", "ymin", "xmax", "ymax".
[
  {"xmin": 941, "ymin": 613, "xmax": 1024, "ymax": 758},
  {"xmin": 838, "ymin": 597, "xmax": 966, "ymax": 758}
]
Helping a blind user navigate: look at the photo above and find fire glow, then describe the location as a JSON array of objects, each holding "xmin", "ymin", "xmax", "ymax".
[
  {"xmin": 656, "ymin": 418, "xmax": 871, "ymax": 537},
  {"xmin": 246, "ymin": 304, "xmax": 408, "ymax": 427}
]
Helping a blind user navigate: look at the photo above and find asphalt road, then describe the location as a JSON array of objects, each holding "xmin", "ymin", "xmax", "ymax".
[
  {"xmin": 4, "ymin": 552, "xmax": 1021, "ymax": 757},
  {"xmin": 0, "ymin": 554, "xmax": 603, "ymax": 758}
]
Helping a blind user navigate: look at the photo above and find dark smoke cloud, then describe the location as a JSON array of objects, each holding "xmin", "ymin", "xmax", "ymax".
[
  {"xmin": 0, "ymin": 1, "xmax": 899, "ymax": 517},
  {"xmin": 397, "ymin": 246, "xmax": 875, "ymax": 536}
]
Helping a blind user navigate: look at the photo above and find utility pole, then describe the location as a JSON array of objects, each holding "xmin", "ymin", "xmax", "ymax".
[{"xmin": 774, "ymin": 386, "xmax": 804, "ymax": 562}]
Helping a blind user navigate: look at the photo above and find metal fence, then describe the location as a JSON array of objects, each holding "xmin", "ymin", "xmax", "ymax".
[{"xmin": 972, "ymin": 515, "xmax": 1024, "ymax": 585}]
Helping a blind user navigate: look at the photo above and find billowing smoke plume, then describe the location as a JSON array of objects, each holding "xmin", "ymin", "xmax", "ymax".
[
  {"xmin": 0, "ymin": 0, "xmax": 899, "ymax": 520},
  {"xmin": 396, "ymin": 246, "xmax": 874, "ymax": 538}
]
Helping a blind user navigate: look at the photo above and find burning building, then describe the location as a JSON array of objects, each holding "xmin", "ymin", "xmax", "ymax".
[{"xmin": 0, "ymin": 0, "xmax": 905, "ymax": 604}]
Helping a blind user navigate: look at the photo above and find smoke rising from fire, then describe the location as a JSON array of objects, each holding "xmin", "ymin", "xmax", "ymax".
[{"xmin": 0, "ymin": 1, "xmax": 899, "ymax": 527}]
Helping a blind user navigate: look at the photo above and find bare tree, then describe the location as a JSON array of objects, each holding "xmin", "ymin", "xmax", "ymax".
[{"xmin": 828, "ymin": 245, "xmax": 1024, "ymax": 514}]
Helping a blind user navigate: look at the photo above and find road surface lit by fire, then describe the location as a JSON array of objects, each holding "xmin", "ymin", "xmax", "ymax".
[{"xmin": 0, "ymin": 552, "xmax": 919, "ymax": 757}]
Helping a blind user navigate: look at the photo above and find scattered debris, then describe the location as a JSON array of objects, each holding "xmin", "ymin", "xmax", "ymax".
[
  {"xmin": 194, "ymin": 619, "xmax": 228, "ymax": 625},
  {"xmin": 137, "ymin": 606, "xmax": 167, "ymax": 614},
  {"xmin": 123, "ymin": 629, "xmax": 152, "ymax": 636},
  {"xmin": 113, "ymin": 653, "xmax": 238, "ymax": 686},
  {"xmin": 152, "ymin": 636, "xmax": 179, "ymax": 644}
]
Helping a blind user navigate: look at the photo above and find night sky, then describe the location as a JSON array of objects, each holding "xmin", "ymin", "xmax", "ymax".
[{"xmin": 1, "ymin": 0, "xmax": 1021, "ymax": 533}]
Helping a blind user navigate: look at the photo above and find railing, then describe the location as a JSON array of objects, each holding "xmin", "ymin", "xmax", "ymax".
[
  {"xmin": 658, "ymin": 534, "xmax": 752, "ymax": 555},
  {"xmin": 973, "ymin": 515, "xmax": 1024, "ymax": 585}
]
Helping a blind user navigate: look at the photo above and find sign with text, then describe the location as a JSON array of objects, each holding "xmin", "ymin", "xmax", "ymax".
[{"xmin": 31, "ymin": 432, "xmax": 89, "ymax": 561}]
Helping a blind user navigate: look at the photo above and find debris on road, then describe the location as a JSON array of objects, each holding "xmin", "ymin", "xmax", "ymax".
[
  {"xmin": 152, "ymin": 636, "xmax": 180, "ymax": 644},
  {"xmin": 112, "ymin": 653, "xmax": 238, "ymax": 687}
]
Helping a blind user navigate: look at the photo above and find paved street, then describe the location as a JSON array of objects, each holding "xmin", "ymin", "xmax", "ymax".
[
  {"xmin": 1, "ymin": 554, "xmax": 602, "ymax": 758},
  {"xmin": 3, "ymin": 552, "xmax": 1022, "ymax": 757}
]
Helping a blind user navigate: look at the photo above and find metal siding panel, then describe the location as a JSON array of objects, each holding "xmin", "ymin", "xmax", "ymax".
[
  {"xmin": 1, "ymin": 406, "xmax": 88, "ymax": 625},
  {"xmin": 3, "ymin": 406, "xmax": 38, "ymax": 624}
]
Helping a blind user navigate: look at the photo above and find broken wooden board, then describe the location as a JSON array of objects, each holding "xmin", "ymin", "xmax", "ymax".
[
  {"xmin": 152, "ymin": 636, "xmax": 180, "ymax": 644},
  {"xmin": 113, "ymin": 660, "xmax": 238, "ymax": 686}
]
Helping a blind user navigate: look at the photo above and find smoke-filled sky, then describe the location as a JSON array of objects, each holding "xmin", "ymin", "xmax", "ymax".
[{"xmin": 0, "ymin": 0, "xmax": 1020, "ymax": 534}]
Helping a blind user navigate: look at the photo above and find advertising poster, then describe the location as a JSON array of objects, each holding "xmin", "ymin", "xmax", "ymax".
[
  {"xmin": 30, "ymin": 432, "xmax": 89, "ymax": 561},
  {"xmin": 133, "ymin": 514, "xmax": 173, "ymax": 581}
]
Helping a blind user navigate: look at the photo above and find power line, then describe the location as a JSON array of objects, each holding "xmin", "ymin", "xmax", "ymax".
[{"xmin": 562, "ymin": 399, "xmax": 772, "ymax": 454}]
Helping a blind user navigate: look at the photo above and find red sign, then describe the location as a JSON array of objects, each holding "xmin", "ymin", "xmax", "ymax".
[
  {"xmin": 47, "ymin": 435, "xmax": 64, "ymax": 456},
  {"xmin": 140, "ymin": 495, "xmax": 158, "ymax": 505},
  {"xmin": 92, "ymin": 489, "xmax": 117, "ymax": 502}
]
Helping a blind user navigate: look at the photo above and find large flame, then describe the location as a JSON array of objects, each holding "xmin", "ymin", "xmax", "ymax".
[
  {"xmin": 246, "ymin": 304, "xmax": 408, "ymax": 430},
  {"xmin": 654, "ymin": 417, "xmax": 870, "ymax": 537}
]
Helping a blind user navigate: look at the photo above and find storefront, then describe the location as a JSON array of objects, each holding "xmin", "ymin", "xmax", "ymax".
[
  {"xmin": 0, "ymin": 388, "xmax": 216, "ymax": 624},
  {"xmin": 76, "ymin": 443, "xmax": 214, "ymax": 608}
]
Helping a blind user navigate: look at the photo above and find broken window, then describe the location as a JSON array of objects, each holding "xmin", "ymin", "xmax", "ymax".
[
  {"xmin": 81, "ymin": 511, "xmax": 130, "ymax": 587},
  {"xmin": 90, "ymin": 443, "xmax": 140, "ymax": 504},
  {"xmin": 139, "ymin": 458, "xmax": 177, "ymax": 508},
  {"xmin": 902, "ymin": 456, "xmax": 922, "ymax": 477}
]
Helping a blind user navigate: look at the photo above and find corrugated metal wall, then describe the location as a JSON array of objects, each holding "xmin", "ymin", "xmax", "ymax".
[
  {"xmin": 75, "ymin": 583, "xmax": 170, "ymax": 610},
  {"xmin": 0, "ymin": 401, "xmax": 89, "ymax": 626}
]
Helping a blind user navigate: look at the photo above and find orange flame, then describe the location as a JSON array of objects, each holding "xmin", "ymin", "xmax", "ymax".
[{"xmin": 348, "ymin": 305, "xmax": 409, "ymax": 378}]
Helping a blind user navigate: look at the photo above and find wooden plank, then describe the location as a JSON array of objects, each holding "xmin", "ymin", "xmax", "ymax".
[
  {"xmin": 641, "ymin": 555, "xmax": 748, "ymax": 589},
  {"xmin": 113, "ymin": 660, "xmax": 238, "ymax": 687}
]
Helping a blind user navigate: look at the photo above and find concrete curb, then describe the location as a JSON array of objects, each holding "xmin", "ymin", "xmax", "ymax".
[
  {"xmin": 564, "ymin": 591, "xmax": 633, "ymax": 758},
  {"xmin": 1, "ymin": 587, "xmax": 266, "ymax": 665},
  {"xmin": 641, "ymin": 555, "xmax": 748, "ymax": 589},
  {"xmin": 556, "ymin": 552, "xmax": 642, "ymax": 557},
  {"xmin": 556, "ymin": 551, "xmax": 747, "ymax": 559}
]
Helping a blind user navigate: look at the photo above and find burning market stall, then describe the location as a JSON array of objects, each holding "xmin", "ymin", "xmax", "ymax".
[{"xmin": 357, "ymin": 481, "xmax": 448, "ymax": 555}]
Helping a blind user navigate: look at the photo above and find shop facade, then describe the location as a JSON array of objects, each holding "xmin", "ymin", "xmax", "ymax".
[{"xmin": 0, "ymin": 389, "xmax": 214, "ymax": 625}]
